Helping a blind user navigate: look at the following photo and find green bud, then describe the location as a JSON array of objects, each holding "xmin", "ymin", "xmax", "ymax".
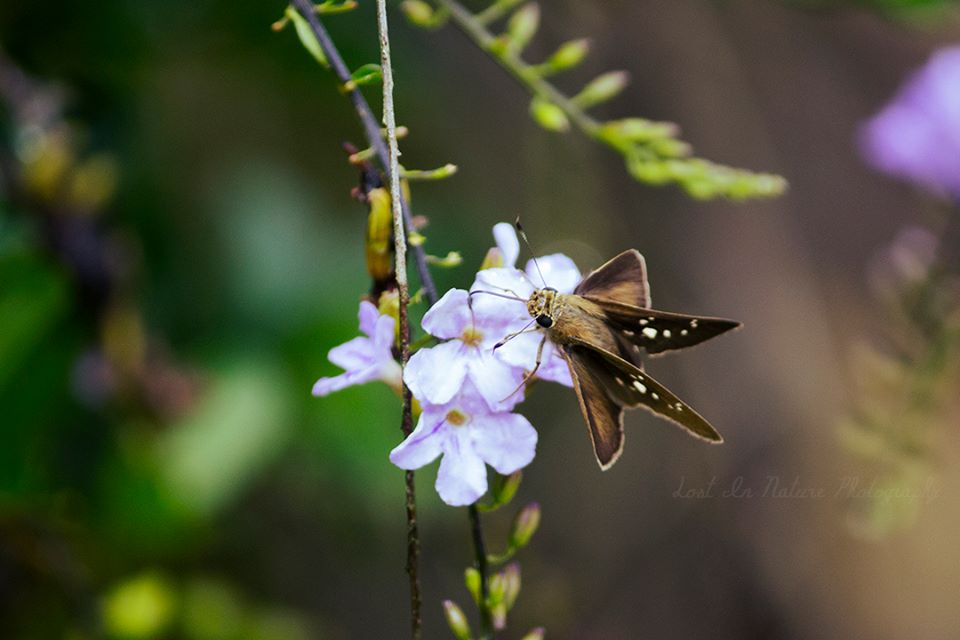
[
  {"xmin": 427, "ymin": 251, "xmax": 463, "ymax": 268},
  {"xmin": 442, "ymin": 600, "xmax": 472, "ymax": 640},
  {"xmin": 487, "ymin": 572, "xmax": 507, "ymax": 606},
  {"xmin": 502, "ymin": 562, "xmax": 521, "ymax": 610},
  {"xmin": 572, "ymin": 71, "xmax": 629, "ymax": 109},
  {"xmin": 365, "ymin": 187, "xmax": 394, "ymax": 283},
  {"xmin": 285, "ymin": 6, "xmax": 329, "ymax": 68},
  {"xmin": 401, "ymin": 163, "xmax": 459, "ymax": 181},
  {"xmin": 492, "ymin": 602, "xmax": 508, "ymax": 631},
  {"xmin": 401, "ymin": 0, "xmax": 435, "ymax": 27},
  {"xmin": 650, "ymin": 137, "xmax": 692, "ymax": 159},
  {"xmin": 464, "ymin": 568, "xmax": 482, "ymax": 605},
  {"xmin": 509, "ymin": 502, "xmax": 541, "ymax": 549},
  {"xmin": 490, "ymin": 471, "xmax": 522, "ymax": 508},
  {"xmin": 545, "ymin": 38, "xmax": 590, "ymax": 72},
  {"xmin": 521, "ymin": 628, "xmax": 546, "ymax": 640},
  {"xmin": 530, "ymin": 97, "xmax": 570, "ymax": 133},
  {"xmin": 505, "ymin": 3, "xmax": 540, "ymax": 56}
]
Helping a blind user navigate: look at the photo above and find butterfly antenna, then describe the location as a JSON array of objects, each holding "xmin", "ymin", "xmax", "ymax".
[{"xmin": 515, "ymin": 217, "xmax": 547, "ymax": 287}]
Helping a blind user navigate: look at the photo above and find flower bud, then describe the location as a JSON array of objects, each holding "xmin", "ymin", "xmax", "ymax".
[
  {"xmin": 509, "ymin": 502, "xmax": 540, "ymax": 549},
  {"xmin": 492, "ymin": 602, "xmax": 508, "ymax": 631},
  {"xmin": 442, "ymin": 600, "xmax": 472, "ymax": 640},
  {"xmin": 464, "ymin": 567, "xmax": 482, "ymax": 605},
  {"xmin": 365, "ymin": 187, "xmax": 394, "ymax": 284},
  {"xmin": 487, "ymin": 572, "xmax": 507, "ymax": 606},
  {"xmin": 572, "ymin": 71, "xmax": 629, "ymax": 109},
  {"xmin": 490, "ymin": 471, "xmax": 522, "ymax": 509},
  {"xmin": 502, "ymin": 562, "xmax": 521, "ymax": 610},
  {"xmin": 530, "ymin": 98, "xmax": 570, "ymax": 133},
  {"xmin": 505, "ymin": 3, "xmax": 540, "ymax": 55},
  {"xmin": 401, "ymin": 0, "xmax": 435, "ymax": 26},
  {"xmin": 545, "ymin": 38, "xmax": 590, "ymax": 72},
  {"xmin": 521, "ymin": 627, "xmax": 546, "ymax": 640}
]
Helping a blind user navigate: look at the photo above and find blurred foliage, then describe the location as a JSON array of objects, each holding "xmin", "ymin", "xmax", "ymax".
[{"xmin": 839, "ymin": 225, "xmax": 960, "ymax": 537}]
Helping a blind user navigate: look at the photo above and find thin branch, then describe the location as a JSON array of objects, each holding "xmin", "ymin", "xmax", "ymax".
[
  {"xmin": 469, "ymin": 504, "xmax": 495, "ymax": 639},
  {"xmin": 376, "ymin": 0, "xmax": 422, "ymax": 637},
  {"xmin": 436, "ymin": 0, "xmax": 602, "ymax": 140},
  {"xmin": 290, "ymin": 0, "xmax": 438, "ymax": 306}
]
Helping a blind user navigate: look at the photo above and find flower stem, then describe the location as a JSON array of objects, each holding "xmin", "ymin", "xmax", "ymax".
[
  {"xmin": 290, "ymin": 0, "xmax": 439, "ymax": 307},
  {"xmin": 376, "ymin": 1, "xmax": 423, "ymax": 637},
  {"xmin": 469, "ymin": 504, "xmax": 495, "ymax": 639}
]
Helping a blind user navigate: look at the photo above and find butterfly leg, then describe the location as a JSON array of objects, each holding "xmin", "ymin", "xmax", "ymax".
[
  {"xmin": 493, "ymin": 319, "xmax": 538, "ymax": 350},
  {"xmin": 500, "ymin": 334, "xmax": 547, "ymax": 402}
]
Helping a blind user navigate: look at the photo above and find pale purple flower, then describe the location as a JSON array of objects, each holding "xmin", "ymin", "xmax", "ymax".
[
  {"xmin": 860, "ymin": 46, "xmax": 960, "ymax": 199},
  {"xmin": 312, "ymin": 300, "xmax": 401, "ymax": 396},
  {"xmin": 468, "ymin": 224, "xmax": 582, "ymax": 387},
  {"xmin": 390, "ymin": 380, "xmax": 537, "ymax": 506},
  {"xmin": 404, "ymin": 288, "xmax": 526, "ymax": 412}
]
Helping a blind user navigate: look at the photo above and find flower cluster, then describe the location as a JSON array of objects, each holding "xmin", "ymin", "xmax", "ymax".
[
  {"xmin": 860, "ymin": 46, "xmax": 960, "ymax": 200},
  {"xmin": 313, "ymin": 223, "xmax": 583, "ymax": 505}
]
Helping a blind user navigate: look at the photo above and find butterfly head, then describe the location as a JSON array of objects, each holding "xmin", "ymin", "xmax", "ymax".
[{"xmin": 527, "ymin": 287, "xmax": 558, "ymax": 329}]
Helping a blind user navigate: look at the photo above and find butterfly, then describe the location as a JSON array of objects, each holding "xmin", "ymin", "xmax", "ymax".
[{"xmin": 520, "ymin": 248, "xmax": 740, "ymax": 469}]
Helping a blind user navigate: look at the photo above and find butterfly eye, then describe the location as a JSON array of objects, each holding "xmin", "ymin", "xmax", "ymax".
[{"xmin": 536, "ymin": 315, "xmax": 554, "ymax": 328}]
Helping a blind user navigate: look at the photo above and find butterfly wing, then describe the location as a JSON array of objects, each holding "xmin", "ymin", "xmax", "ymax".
[
  {"xmin": 574, "ymin": 249, "xmax": 651, "ymax": 308},
  {"xmin": 563, "ymin": 343, "xmax": 723, "ymax": 468},
  {"xmin": 585, "ymin": 298, "xmax": 741, "ymax": 356},
  {"xmin": 562, "ymin": 345, "xmax": 626, "ymax": 470}
]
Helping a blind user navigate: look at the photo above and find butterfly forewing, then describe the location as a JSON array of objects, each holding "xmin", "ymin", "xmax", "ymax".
[
  {"xmin": 574, "ymin": 249, "xmax": 651, "ymax": 308},
  {"xmin": 587, "ymin": 299, "xmax": 741, "ymax": 356}
]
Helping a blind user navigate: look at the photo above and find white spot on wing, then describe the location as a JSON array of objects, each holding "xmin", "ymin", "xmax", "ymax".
[
  {"xmin": 632, "ymin": 380, "xmax": 648, "ymax": 394},
  {"xmin": 642, "ymin": 327, "xmax": 658, "ymax": 339},
  {"xmin": 690, "ymin": 319, "xmax": 698, "ymax": 328},
  {"xmin": 663, "ymin": 329, "xmax": 672, "ymax": 338}
]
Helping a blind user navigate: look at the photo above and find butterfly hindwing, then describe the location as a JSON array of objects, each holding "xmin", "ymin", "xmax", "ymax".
[
  {"xmin": 561, "ymin": 345, "xmax": 626, "ymax": 470},
  {"xmin": 574, "ymin": 249, "xmax": 651, "ymax": 309},
  {"xmin": 568, "ymin": 343, "xmax": 724, "ymax": 445},
  {"xmin": 585, "ymin": 299, "xmax": 741, "ymax": 356}
]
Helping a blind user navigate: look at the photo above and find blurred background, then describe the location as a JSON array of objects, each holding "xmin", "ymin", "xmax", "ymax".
[{"xmin": 1, "ymin": 0, "xmax": 959, "ymax": 638}]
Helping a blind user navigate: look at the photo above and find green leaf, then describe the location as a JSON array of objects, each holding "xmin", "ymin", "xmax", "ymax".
[
  {"xmin": 350, "ymin": 63, "xmax": 383, "ymax": 87},
  {"xmin": 286, "ymin": 6, "xmax": 329, "ymax": 68}
]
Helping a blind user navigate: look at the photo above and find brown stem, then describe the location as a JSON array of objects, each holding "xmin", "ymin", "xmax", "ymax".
[{"xmin": 469, "ymin": 504, "xmax": 494, "ymax": 639}]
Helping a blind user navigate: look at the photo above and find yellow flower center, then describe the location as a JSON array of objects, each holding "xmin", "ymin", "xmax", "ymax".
[
  {"xmin": 445, "ymin": 409, "xmax": 469, "ymax": 427},
  {"xmin": 461, "ymin": 326, "xmax": 483, "ymax": 347}
]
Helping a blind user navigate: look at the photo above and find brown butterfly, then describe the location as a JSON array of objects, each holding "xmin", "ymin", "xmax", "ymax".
[{"xmin": 518, "ymin": 245, "xmax": 740, "ymax": 469}]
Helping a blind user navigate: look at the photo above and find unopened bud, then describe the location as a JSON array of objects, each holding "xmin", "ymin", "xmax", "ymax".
[
  {"xmin": 365, "ymin": 188, "xmax": 394, "ymax": 283},
  {"xmin": 502, "ymin": 562, "xmax": 521, "ymax": 609},
  {"xmin": 509, "ymin": 502, "xmax": 541, "ymax": 549},
  {"xmin": 401, "ymin": 0, "xmax": 436, "ymax": 27},
  {"xmin": 442, "ymin": 600, "xmax": 472, "ymax": 640},
  {"xmin": 464, "ymin": 567, "xmax": 482, "ymax": 605},
  {"xmin": 488, "ymin": 572, "xmax": 507, "ymax": 606},
  {"xmin": 572, "ymin": 71, "xmax": 629, "ymax": 109},
  {"xmin": 545, "ymin": 38, "xmax": 590, "ymax": 72},
  {"xmin": 505, "ymin": 3, "xmax": 540, "ymax": 55},
  {"xmin": 521, "ymin": 627, "xmax": 546, "ymax": 640},
  {"xmin": 530, "ymin": 98, "xmax": 570, "ymax": 132},
  {"xmin": 490, "ymin": 471, "xmax": 522, "ymax": 508}
]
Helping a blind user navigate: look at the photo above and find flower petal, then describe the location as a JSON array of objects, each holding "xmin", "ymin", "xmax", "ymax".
[
  {"xmin": 471, "ymin": 411, "xmax": 538, "ymax": 475},
  {"xmin": 527, "ymin": 253, "xmax": 581, "ymax": 293},
  {"xmin": 436, "ymin": 429, "xmax": 488, "ymax": 506},
  {"xmin": 535, "ymin": 344, "xmax": 574, "ymax": 387},
  {"xmin": 327, "ymin": 336, "xmax": 376, "ymax": 371},
  {"xmin": 422, "ymin": 289, "xmax": 472, "ymax": 340},
  {"xmin": 492, "ymin": 222, "xmax": 520, "ymax": 268},
  {"xmin": 358, "ymin": 300, "xmax": 380, "ymax": 337},
  {"xmin": 390, "ymin": 411, "xmax": 446, "ymax": 470},
  {"xmin": 470, "ymin": 269, "xmax": 533, "ymax": 327},
  {"xmin": 404, "ymin": 341, "xmax": 468, "ymax": 406},
  {"xmin": 371, "ymin": 313, "xmax": 396, "ymax": 354},
  {"xmin": 312, "ymin": 364, "xmax": 379, "ymax": 396},
  {"xmin": 468, "ymin": 351, "xmax": 526, "ymax": 412}
]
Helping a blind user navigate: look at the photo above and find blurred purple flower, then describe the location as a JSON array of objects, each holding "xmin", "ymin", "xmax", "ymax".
[
  {"xmin": 390, "ymin": 380, "xmax": 537, "ymax": 506},
  {"xmin": 405, "ymin": 288, "xmax": 526, "ymax": 412},
  {"xmin": 312, "ymin": 300, "xmax": 401, "ymax": 396},
  {"xmin": 860, "ymin": 46, "xmax": 960, "ymax": 199}
]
